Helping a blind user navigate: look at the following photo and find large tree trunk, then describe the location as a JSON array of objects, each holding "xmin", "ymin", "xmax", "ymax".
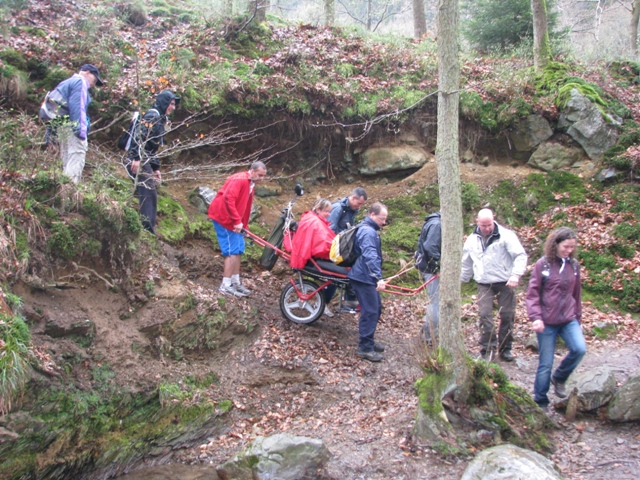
[
  {"xmin": 436, "ymin": 0, "xmax": 469, "ymax": 400},
  {"xmin": 413, "ymin": 0, "xmax": 427, "ymax": 39},
  {"xmin": 253, "ymin": 0, "xmax": 267, "ymax": 23},
  {"xmin": 631, "ymin": 0, "xmax": 640, "ymax": 55},
  {"xmin": 531, "ymin": 0, "xmax": 552, "ymax": 71},
  {"xmin": 324, "ymin": 0, "xmax": 335, "ymax": 26}
]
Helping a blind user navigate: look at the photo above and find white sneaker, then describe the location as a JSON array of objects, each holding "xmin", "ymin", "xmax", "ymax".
[
  {"xmin": 323, "ymin": 306, "xmax": 334, "ymax": 318},
  {"xmin": 233, "ymin": 283, "xmax": 252, "ymax": 296},
  {"xmin": 219, "ymin": 284, "xmax": 247, "ymax": 297}
]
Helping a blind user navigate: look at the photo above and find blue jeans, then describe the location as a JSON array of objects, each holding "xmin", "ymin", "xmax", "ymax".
[
  {"xmin": 422, "ymin": 273, "xmax": 439, "ymax": 341},
  {"xmin": 350, "ymin": 280, "xmax": 381, "ymax": 352},
  {"xmin": 534, "ymin": 319, "xmax": 586, "ymax": 407}
]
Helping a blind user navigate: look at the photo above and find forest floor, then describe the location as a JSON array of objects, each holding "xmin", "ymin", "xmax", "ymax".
[{"xmin": 110, "ymin": 164, "xmax": 640, "ymax": 480}]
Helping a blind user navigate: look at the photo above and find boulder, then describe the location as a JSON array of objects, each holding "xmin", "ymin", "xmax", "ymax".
[
  {"xmin": 557, "ymin": 89, "xmax": 620, "ymax": 161},
  {"xmin": 460, "ymin": 444, "xmax": 563, "ymax": 480},
  {"xmin": 216, "ymin": 433, "xmax": 331, "ymax": 480},
  {"xmin": 188, "ymin": 187, "xmax": 216, "ymax": 214},
  {"xmin": 44, "ymin": 317, "xmax": 95, "ymax": 340},
  {"xmin": 510, "ymin": 114, "xmax": 553, "ymax": 152},
  {"xmin": 607, "ymin": 369, "xmax": 640, "ymax": 422},
  {"xmin": 359, "ymin": 146, "xmax": 432, "ymax": 175},
  {"xmin": 561, "ymin": 366, "xmax": 617, "ymax": 412},
  {"xmin": 527, "ymin": 142, "xmax": 585, "ymax": 172}
]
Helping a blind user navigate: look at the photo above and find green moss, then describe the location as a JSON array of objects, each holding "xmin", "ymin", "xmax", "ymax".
[
  {"xmin": 47, "ymin": 222, "xmax": 77, "ymax": 259},
  {"xmin": 0, "ymin": 48, "xmax": 27, "ymax": 70},
  {"xmin": 415, "ymin": 372, "xmax": 447, "ymax": 416}
]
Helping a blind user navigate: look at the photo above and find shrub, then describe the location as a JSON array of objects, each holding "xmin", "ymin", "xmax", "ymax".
[{"xmin": 0, "ymin": 312, "xmax": 31, "ymax": 416}]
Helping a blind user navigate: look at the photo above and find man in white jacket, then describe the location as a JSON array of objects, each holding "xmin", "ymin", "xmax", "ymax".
[{"xmin": 461, "ymin": 209, "xmax": 527, "ymax": 362}]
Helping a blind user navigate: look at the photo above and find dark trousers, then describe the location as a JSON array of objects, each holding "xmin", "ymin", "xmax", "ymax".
[
  {"xmin": 477, "ymin": 282, "xmax": 515, "ymax": 353},
  {"xmin": 127, "ymin": 164, "xmax": 157, "ymax": 235},
  {"xmin": 350, "ymin": 280, "xmax": 382, "ymax": 351}
]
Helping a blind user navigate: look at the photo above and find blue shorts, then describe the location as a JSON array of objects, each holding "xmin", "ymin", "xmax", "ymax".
[{"xmin": 212, "ymin": 220, "xmax": 245, "ymax": 256}]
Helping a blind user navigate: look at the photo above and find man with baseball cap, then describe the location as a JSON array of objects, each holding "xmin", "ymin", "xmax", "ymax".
[{"xmin": 50, "ymin": 64, "xmax": 104, "ymax": 183}]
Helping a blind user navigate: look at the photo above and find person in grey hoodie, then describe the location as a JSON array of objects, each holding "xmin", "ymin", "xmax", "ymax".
[
  {"xmin": 461, "ymin": 208, "xmax": 527, "ymax": 362},
  {"xmin": 126, "ymin": 90, "xmax": 180, "ymax": 235}
]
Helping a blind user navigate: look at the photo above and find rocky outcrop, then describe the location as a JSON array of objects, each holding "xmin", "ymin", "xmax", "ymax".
[
  {"xmin": 560, "ymin": 366, "xmax": 617, "ymax": 412},
  {"xmin": 510, "ymin": 114, "xmax": 553, "ymax": 152},
  {"xmin": 460, "ymin": 444, "xmax": 563, "ymax": 480},
  {"xmin": 527, "ymin": 142, "xmax": 585, "ymax": 172},
  {"xmin": 216, "ymin": 433, "xmax": 331, "ymax": 480},
  {"xmin": 359, "ymin": 146, "xmax": 432, "ymax": 175},
  {"xmin": 557, "ymin": 89, "xmax": 620, "ymax": 161},
  {"xmin": 607, "ymin": 370, "xmax": 640, "ymax": 422}
]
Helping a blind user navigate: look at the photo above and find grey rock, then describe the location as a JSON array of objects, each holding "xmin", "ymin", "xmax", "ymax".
[
  {"xmin": 510, "ymin": 114, "xmax": 553, "ymax": 152},
  {"xmin": 216, "ymin": 433, "xmax": 331, "ymax": 480},
  {"xmin": 527, "ymin": 142, "xmax": 585, "ymax": 172},
  {"xmin": 255, "ymin": 185, "xmax": 282, "ymax": 198},
  {"xmin": 461, "ymin": 444, "xmax": 563, "ymax": 480},
  {"xmin": 359, "ymin": 146, "xmax": 432, "ymax": 175},
  {"xmin": 188, "ymin": 187, "xmax": 216, "ymax": 214},
  {"xmin": 562, "ymin": 366, "xmax": 617, "ymax": 411},
  {"xmin": 557, "ymin": 89, "xmax": 620, "ymax": 161},
  {"xmin": 607, "ymin": 369, "xmax": 640, "ymax": 422},
  {"xmin": 596, "ymin": 167, "xmax": 623, "ymax": 183}
]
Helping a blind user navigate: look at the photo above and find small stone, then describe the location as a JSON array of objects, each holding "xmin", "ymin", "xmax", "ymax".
[{"xmin": 616, "ymin": 438, "xmax": 625, "ymax": 444}]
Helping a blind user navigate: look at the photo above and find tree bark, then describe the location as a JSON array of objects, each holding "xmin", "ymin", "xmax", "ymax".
[
  {"xmin": 436, "ymin": 0, "xmax": 469, "ymax": 401},
  {"xmin": 325, "ymin": 0, "xmax": 335, "ymax": 26},
  {"xmin": 531, "ymin": 0, "xmax": 552, "ymax": 71},
  {"xmin": 224, "ymin": 0, "xmax": 233, "ymax": 18},
  {"xmin": 631, "ymin": 0, "xmax": 640, "ymax": 55},
  {"xmin": 414, "ymin": 0, "xmax": 427, "ymax": 39},
  {"xmin": 253, "ymin": 0, "xmax": 267, "ymax": 23}
]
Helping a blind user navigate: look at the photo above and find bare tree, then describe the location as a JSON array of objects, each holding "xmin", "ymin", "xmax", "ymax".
[
  {"xmin": 631, "ymin": 0, "xmax": 640, "ymax": 53},
  {"xmin": 338, "ymin": 0, "xmax": 410, "ymax": 32},
  {"xmin": 531, "ymin": 0, "xmax": 552, "ymax": 70},
  {"xmin": 414, "ymin": 0, "xmax": 427, "ymax": 38},
  {"xmin": 436, "ymin": 0, "xmax": 469, "ymax": 399},
  {"xmin": 325, "ymin": 0, "xmax": 336, "ymax": 26}
]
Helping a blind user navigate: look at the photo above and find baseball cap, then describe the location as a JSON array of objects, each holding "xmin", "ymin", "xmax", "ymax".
[{"xmin": 80, "ymin": 64, "xmax": 104, "ymax": 86}]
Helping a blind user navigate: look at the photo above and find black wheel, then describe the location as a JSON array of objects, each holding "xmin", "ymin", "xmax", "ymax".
[
  {"xmin": 280, "ymin": 280, "xmax": 325, "ymax": 325},
  {"xmin": 260, "ymin": 216, "xmax": 285, "ymax": 270}
]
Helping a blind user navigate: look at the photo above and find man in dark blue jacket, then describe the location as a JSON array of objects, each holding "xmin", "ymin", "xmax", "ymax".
[
  {"xmin": 415, "ymin": 212, "xmax": 441, "ymax": 343},
  {"xmin": 126, "ymin": 90, "xmax": 180, "ymax": 234},
  {"xmin": 347, "ymin": 202, "xmax": 388, "ymax": 362},
  {"xmin": 52, "ymin": 64, "xmax": 104, "ymax": 183},
  {"xmin": 329, "ymin": 187, "xmax": 367, "ymax": 309},
  {"xmin": 328, "ymin": 187, "xmax": 367, "ymax": 234}
]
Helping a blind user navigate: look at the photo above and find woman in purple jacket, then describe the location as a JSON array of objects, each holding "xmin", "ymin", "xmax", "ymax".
[{"xmin": 526, "ymin": 227, "xmax": 586, "ymax": 408}]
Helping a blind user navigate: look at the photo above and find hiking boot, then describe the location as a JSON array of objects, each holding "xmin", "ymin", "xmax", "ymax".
[
  {"xmin": 342, "ymin": 300, "xmax": 358, "ymax": 309},
  {"xmin": 551, "ymin": 377, "xmax": 567, "ymax": 398},
  {"xmin": 500, "ymin": 350, "xmax": 515, "ymax": 362},
  {"xmin": 356, "ymin": 349, "xmax": 383, "ymax": 362},
  {"xmin": 373, "ymin": 342, "xmax": 385, "ymax": 353},
  {"xmin": 219, "ymin": 284, "xmax": 247, "ymax": 298},
  {"xmin": 233, "ymin": 283, "xmax": 252, "ymax": 296},
  {"xmin": 323, "ymin": 306, "xmax": 334, "ymax": 318}
]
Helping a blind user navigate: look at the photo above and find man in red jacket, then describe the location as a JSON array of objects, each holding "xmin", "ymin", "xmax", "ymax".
[{"xmin": 208, "ymin": 161, "xmax": 267, "ymax": 297}]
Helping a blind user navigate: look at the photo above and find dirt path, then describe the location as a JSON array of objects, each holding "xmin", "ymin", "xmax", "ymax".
[{"xmin": 168, "ymin": 262, "xmax": 640, "ymax": 479}]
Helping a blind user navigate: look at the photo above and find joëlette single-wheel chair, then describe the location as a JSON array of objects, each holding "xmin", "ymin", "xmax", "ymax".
[{"xmin": 243, "ymin": 185, "xmax": 438, "ymax": 325}]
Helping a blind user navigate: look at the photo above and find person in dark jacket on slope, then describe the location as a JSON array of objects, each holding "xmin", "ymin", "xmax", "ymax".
[
  {"xmin": 526, "ymin": 227, "xmax": 586, "ymax": 409},
  {"xmin": 126, "ymin": 89, "xmax": 180, "ymax": 235},
  {"xmin": 348, "ymin": 202, "xmax": 388, "ymax": 362}
]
